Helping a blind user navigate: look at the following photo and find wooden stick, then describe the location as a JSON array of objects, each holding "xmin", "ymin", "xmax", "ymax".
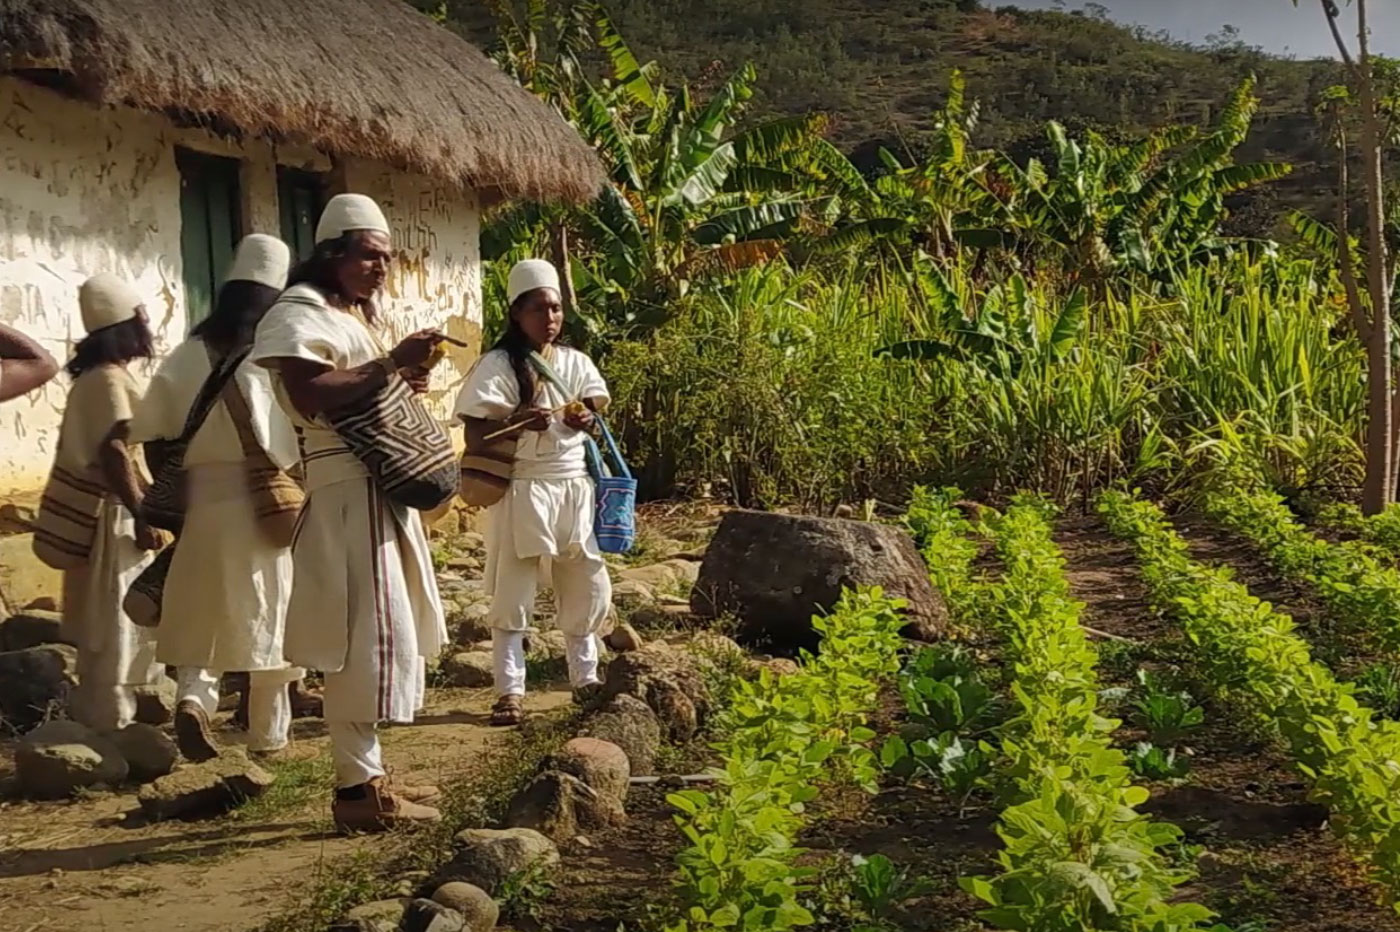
[
  {"xmin": 481, "ymin": 402, "xmax": 575, "ymax": 442},
  {"xmin": 435, "ymin": 334, "xmax": 470, "ymax": 348}
]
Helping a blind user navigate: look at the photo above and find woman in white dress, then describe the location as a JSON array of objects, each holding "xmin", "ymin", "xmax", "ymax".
[
  {"xmin": 51, "ymin": 275, "xmax": 166, "ymax": 730},
  {"xmin": 251, "ymin": 194, "xmax": 448, "ymax": 832},
  {"xmin": 131, "ymin": 235, "xmax": 306, "ymax": 762},
  {"xmin": 454, "ymin": 259, "xmax": 615, "ymax": 727}
]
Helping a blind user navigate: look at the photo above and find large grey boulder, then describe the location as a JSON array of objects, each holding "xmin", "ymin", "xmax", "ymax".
[
  {"xmin": 691, "ymin": 510, "xmax": 948, "ymax": 651},
  {"xmin": 0, "ymin": 644, "xmax": 77, "ymax": 731},
  {"xmin": 16, "ymin": 720, "xmax": 128, "ymax": 798},
  {"xmin": 437, "ymin": 828, "xmax": 559, "ymax": 896},
  {"xmin": 137, "ymin": 749, "xmax": 275, "ymax": 820},
  {"xmin": 550, "ymin": 738, "xmax": 630, "ymax": 811}
]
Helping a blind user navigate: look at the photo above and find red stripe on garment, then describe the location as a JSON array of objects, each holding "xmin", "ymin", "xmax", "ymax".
[{"xmin": 367, "ymin": 481, "xmax": 393, "ymax": 722}]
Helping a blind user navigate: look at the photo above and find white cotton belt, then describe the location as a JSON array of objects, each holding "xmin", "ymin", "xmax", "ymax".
[{"xmin": 512, "ymin": 459, "xmax": 591, "ymax": 481}]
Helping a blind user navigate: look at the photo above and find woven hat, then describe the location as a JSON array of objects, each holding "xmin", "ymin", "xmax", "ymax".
[
  {"xmin": 226, "ymin": 234, "xmax": 291, "ymax": 289},
  {"xmin": 507, "ymin": 259, "xmax": 560, "ymax": 305},
  {"xmin": 78, "ymin": 274, "xmax": 142, "ymax": 333},
  {"xmin": 315, "ymin": 193, "xmax": 390, "ymax": 244}
]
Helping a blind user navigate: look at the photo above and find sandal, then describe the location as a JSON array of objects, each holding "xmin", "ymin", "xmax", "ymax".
[{"xmin": 490, "ymin": 694, "xmax": 525, "ymax": 727}]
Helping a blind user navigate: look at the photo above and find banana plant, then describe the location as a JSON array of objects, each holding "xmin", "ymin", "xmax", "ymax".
[{"xmin": 482, "ymin": 0, "xmax": 827, "ymax": 348}]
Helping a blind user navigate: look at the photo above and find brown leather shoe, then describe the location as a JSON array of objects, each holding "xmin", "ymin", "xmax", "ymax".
[
  {"xmin": 174, "ymin": 700, "xmax": 219, "ymax": 763},
  {"xmin": 332, "ymin": 777, "xmax": 442, "ymax": 834}
]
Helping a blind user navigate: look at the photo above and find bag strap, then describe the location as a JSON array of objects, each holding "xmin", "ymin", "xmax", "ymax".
[
  {"xmin": 177, "ymin": 346, "xmax": 248, "ymax": 446},
  {"xmin": 526, "ymin": 350, "xmax": 631, "ymax": 480},
  {"xmin": 526, "ymin": 349, "xmax": 570, "ymax": 400},
  {"xmin": 219, "ymin": 369, "xmax": 262, "ymax": 459}
]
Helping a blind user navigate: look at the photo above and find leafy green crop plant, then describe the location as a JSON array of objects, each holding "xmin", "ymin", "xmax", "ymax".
[
  {"xmin": 665, "ymin": 588, "xmax": 905, "ymax": 931},
  {"xmin": 1100, "ymin": 490, "xmax": 1400, "ymax": 911},
  {"xmin": 906, "ymin": 491, "xmax": 1220, "ymax": 931},
  {"xmin": 1203, "ymin": 486, "xmax": 1400, "ymax": 652}
]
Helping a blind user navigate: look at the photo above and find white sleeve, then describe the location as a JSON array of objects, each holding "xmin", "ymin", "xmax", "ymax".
[
  {"xmin": 251, "ymin": 302, "xmax": 346, "ymax": 371},
  {"xmin": 453, "ymin": 351, "xmax": 520, "ymax": 421},
  {"xmin": 128, "ymin": 341, "xmax": 200, "ymax": 444},
  {"xmin": 574, "ymin": 351, "xmax": 610, "ymax": 408}
]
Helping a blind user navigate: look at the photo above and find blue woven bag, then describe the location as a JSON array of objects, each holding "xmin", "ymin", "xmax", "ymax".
[
  {"xmin": 527, "ymin": 350, "xmax": 637, "ymax": 554},
  {"xmin": 585, "ymin": 416, "xmax": 636, "ymax": 554}
]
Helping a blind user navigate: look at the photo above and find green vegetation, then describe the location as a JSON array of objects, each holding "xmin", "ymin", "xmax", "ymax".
[
  {"xmin": 1203, "ymin": 486, "xmax": 1400, "ymax": 652},
  {"xmin": 905, "ymin": 493, "xmax": 1215, "ymax": 931},
  {"xmin": 665, "ymin": 589, "xmax": 904, "ymax": 931},
  {"xmin": 1100, "ymin": 490, "xmax": 1400, "ymax": 909}
]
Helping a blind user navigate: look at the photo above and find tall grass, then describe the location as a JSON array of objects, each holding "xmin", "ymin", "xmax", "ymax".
[{"xmin": 481, "ymin": 254, "xmax": 1361, "ymax": 509}]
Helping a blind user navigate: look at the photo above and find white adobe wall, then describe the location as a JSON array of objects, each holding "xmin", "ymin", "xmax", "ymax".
[{"xmin": 0, "ymin": 78, "xmax": 482, "ymax": 501}]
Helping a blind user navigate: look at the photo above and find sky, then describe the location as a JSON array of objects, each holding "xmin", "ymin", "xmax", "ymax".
[{"xmin": 1004, "ymin": 0, "xmax": 1400, "ymax": 59}]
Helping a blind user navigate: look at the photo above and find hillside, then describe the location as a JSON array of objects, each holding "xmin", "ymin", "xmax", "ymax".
[{"xmin": 439, "ymin": 0, "xmax": 1346, "ymax": 229}]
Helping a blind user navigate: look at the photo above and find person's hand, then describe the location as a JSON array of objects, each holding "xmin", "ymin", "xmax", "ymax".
[
  {"xmin": 404, "ymin": 370, "xmax": 431, "ymax": 395},
  {"xmin": 389, "ymin": 329, "xmax": 443, "ymax": 370},
  {"xmin": 563, "ymin": 406, "xmax": 594, "ymax": 432},
  {"xmin": 134, "ymin": 518, "xmax": 163, "ymax": 552},
  {"xmin": 514, "ymin": 407, "xmax": 551, "ymax": 432}
]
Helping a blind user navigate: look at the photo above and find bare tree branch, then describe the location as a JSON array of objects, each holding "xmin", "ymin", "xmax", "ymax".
[{"xmin": 1319, "ymin": 0, "xmax": 1363, "ymax": 80}]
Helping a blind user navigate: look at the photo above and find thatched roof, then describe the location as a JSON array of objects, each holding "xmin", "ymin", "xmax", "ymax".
[{"xmin": 0, "ymin": 0, "xmax": 603, "ymax": 204}]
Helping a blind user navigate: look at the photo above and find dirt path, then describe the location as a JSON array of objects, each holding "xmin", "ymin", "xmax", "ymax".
[
  {"xmin": 1056, "ymin": 515, "xmax": 1400, "ymax": 932},
  {"xmin": 0, "ymin": 685, "xmax": 572, "ymax": 932}
]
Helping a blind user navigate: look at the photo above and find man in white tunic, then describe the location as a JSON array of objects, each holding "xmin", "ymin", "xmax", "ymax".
[
  {"xmin": 131, "ymin": 235, "xmax": 305, "ymax": 762},
  {"xmin": 250, "ymin": 194, "xmax": 447, "ymax": 831},
  {"xmin": 455, "ymin": 260, "xmax": 615, "ymax": 727}
]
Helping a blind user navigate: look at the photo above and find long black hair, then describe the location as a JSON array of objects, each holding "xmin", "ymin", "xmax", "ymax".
[
  {"xmin": 494, "ymin": 294, "xmax": 541, "ymax": 409},
  {"xmin": 191, "ymin": 280, "xmax": 281, "ymax": 352},
  {"xmin": 286, "ymin": 232, "xmax": 380, "ymax": 324},
  {"xmin": 66, "ymin": 317, "xmax": 155, "ymax": 378}
]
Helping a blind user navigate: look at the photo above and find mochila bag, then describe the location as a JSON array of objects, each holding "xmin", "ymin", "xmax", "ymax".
[
  {"xmin": 459, "ymin": 415, "xmax": 516, "ymax": 507},
  {"xmin": 584, "ymin": 415, "xmax": 637, "ymax": 554},
  {"xmin": 221, "ymin": 375, "xmax": 304, "ymax": 547},
  {"xmin": 32, "ymin": 463, "xmax": 106, "ymax": 570},
  {"xmin": 528, "ymin": 351, "xmax": 637, "ymax": 554},
  {"xmin": 324, "ymin": 372, "xmax": 458, "ymax": 511},
  {"xmin": 143, "ymin": 348, "xmax": 247, "ymax": 532},
  {"xmin": 123, "ymin": 545, "xmax": 173, "ymax": 628},
  {"xmin": 456, "ymin": 346, "xmax": 557, "ymax": 509}
]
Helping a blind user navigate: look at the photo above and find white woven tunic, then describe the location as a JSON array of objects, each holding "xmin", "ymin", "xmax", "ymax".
[
  {"xmin": 129, "ymin": 337, "xmax": 300, "ymax": 674},
  {"xmin": 251, "ymin": 285, "xmax": 446, "ymax": 723}
]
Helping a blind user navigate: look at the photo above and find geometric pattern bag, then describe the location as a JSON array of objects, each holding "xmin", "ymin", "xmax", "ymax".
[
  {"xmin": 221, "ymin": 377, "xmax": 304, "ymax": 548},
  {"xmin": 324, "ymin": 373, "xmax": 458, "ymax": 511},
  {"xmin": 123, "ymin": 545, "xmax": 172, "ymax": 628}
]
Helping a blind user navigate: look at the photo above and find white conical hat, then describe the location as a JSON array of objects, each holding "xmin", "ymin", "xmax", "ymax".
[
  {"xmin": 225, "ymin": 234, "xmax": 291, "ymax": 288},
  {"xmin": 78, "ymin": 273, "xmax": 142, "ymax": 333},
  {"xmin": 315, "ymin": 193, "xmax": 390, "ymax": 244},
  {"xmin": 507, "ymin": 259, "xmax": 561, "ymax": 305}
]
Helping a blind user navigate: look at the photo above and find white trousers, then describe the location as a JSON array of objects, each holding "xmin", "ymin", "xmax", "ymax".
[
  {"xmin": 488, "ymin": 547, "xmax": 613, "ymax": 637},
  {"xmin": 176, "ymin": 667, "xmax": 294, "ymax": 752},
  {"xmin": 492, "ymin": 629, "xmax": 601, "ymax": 697},
  {"xmin": 328, "ymin": 721, "xmax": 385, "ymax": 788}
]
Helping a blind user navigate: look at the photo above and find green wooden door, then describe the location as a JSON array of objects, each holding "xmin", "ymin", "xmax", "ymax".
[
  {"xmin": 177, "ymin": 148, "xmax": 243, "ymax": 331},
  {"xmin": 278, "ymin": 167, "xmax": 325, "ymax": 262}
]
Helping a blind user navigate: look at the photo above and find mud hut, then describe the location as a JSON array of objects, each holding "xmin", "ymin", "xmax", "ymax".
[{"xmin": 0, "ymin": 0, "xmax": 602, "ymax": 496}]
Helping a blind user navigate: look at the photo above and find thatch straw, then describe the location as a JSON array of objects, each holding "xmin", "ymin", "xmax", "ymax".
[{"xmin": 0, "ymin": 0, "xmax": 604, "ymax": 204}]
